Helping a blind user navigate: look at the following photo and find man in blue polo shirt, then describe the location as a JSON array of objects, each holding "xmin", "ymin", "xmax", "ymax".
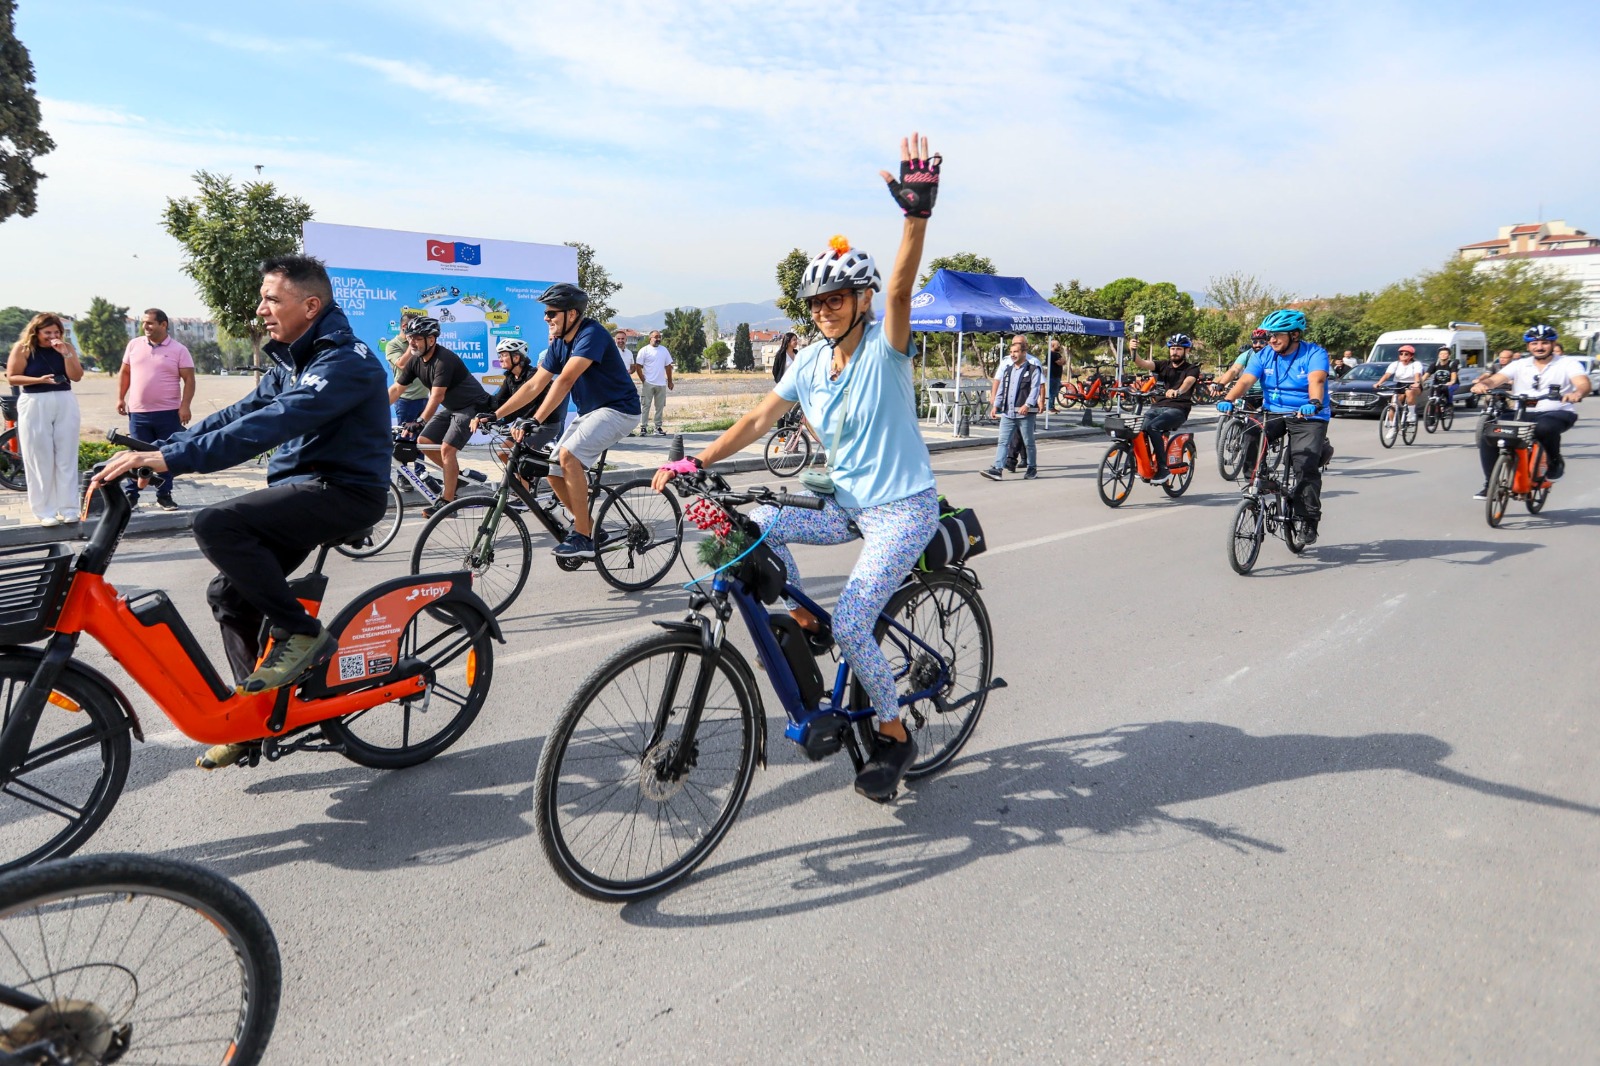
[
  {"xmin": 487, "ymin": 283, "xmax": 641, "ymax": 558},
  {"xmin": 1216, "ymin": 309, "xmax": 1331, "ymax": 544}
]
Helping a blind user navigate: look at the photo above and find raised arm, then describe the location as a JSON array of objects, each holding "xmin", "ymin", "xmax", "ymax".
[{"xmin": 879, "ymin": 132, "xmax": 940, "ymax": 355}]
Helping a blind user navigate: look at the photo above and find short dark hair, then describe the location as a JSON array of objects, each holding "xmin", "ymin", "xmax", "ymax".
[
  {"xmin": 143, "ymin": 308, "xmax": 168, "ymax": 325},
  {"xmin": 260, "ymin": 254, "xmax": 334, "ymax": 306}
]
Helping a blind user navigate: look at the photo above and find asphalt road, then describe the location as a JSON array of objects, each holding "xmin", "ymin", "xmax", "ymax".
[{"xmin": 5, "ymin": 412, "xmax": 1597, "ymax": 1063}]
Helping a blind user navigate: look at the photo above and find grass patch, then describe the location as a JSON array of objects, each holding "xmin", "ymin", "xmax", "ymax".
[{"xmin": 679, "ymin": 418, "xmax": 738, "ymax": 432}]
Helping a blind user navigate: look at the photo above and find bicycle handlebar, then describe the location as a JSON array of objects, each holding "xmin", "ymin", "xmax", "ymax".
[
  {"xmin": 106, "ymin": 428, "xmax": 159, "ymax": 452},
  {"xmin": 674, "ymin": 472, "xmax": 827, "ymax": 511}
]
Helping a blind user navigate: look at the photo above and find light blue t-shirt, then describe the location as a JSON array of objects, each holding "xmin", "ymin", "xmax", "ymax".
[
  {"xmin": 775, "ymin": 321, "xmax": 935, "ymax": 510},
  {"xmin": 1245, "ymin": 340, "xmax": 1332, "ymax": 421}
]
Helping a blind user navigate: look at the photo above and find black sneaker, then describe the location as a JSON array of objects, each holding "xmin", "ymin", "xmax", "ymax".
[
  {"xmin": 156, "ymin": 496, "xmax": 179, "ymax": 511},
  {"xmin": 421, "ymin": 499, "xmax": 453, "ymax": 520},
  {"xmin": 1004, "ymin": 464, "xmax": 1017, "ymax": 474},
  {"xmin": 979, "ymin": 468, "xmax": 1002, "ymax": 482},
  {"xmin": 1024, "ymin": 469, "xmax": 1038, "ymax": 480},
  {"xmin": 1301, "ymin": 520, "xmax": 1319, "ymax": 546},
  {"xmin": 854, "ymin": 728, "xmax": 917, "ymax": 803},
  {"xmin": 1546, "ymin": 459, "xmax": 1565, "ymax": 480},
  {"xmin": 1472, "ymin": 484, "xmax": 1489, "ymax": 501}
]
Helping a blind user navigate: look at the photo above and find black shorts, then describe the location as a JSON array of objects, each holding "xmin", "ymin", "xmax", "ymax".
[{"xmin": 420, "ymin": 407, "xmax": 483, "ymax": 450}]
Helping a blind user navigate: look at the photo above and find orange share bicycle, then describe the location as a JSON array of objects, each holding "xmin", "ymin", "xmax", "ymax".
[
  {"xmin": 0, "ymin": 431, "xmax": 502, "ymax": 874},
  {"xmin": 1095, "ymin": 401, "xmax": 1197, "ymax": 507},
  {"xmin": 1481, "ymin": 387, "xmax": 1561, "ymax": 528}
]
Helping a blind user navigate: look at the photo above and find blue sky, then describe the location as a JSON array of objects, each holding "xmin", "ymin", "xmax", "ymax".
[{"xmin": 8, "ymin": 0, "xmax": 1598, "ymax": 319}]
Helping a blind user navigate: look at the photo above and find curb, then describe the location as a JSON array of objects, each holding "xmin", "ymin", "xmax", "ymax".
[{"xmin": 0, "ymin": 410, "xmax": 1183, "ymax": 547}]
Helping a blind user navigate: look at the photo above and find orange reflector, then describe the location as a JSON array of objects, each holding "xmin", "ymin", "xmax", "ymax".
[
  {"xmin": 466, "ymin": 649, "xmax": 478, "ymax": 687},
  {"xmin": 48, "ymin": 691, "xmax": 81, "ymax": 712}
]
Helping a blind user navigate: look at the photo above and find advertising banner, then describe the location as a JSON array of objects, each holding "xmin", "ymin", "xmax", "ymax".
[{"xmin": 301, "ymin": 222, "xmax": 578, "ymax": 391}]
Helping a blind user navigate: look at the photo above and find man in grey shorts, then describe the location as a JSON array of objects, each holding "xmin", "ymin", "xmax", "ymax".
[
  {"xmin": 389, "ymin": 315, "xmax": 493, "ymax": 515},
  {"xmin": 488, "ymin": 283, "xmax": 641, "ymax": 559}
]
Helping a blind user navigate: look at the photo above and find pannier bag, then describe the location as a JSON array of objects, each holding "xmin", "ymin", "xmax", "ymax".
[{"xmin": 918, "ymin": 496, "xmax": 986, "ymax": 572}]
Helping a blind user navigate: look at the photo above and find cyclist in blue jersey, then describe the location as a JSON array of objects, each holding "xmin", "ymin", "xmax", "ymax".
[
  {"xmin": 1217, "ymin": 309, "xmax": 1332, "ymax": 544},
  {"xmin": 653, "ymin": 132, "xmax": 943, "ymax": 803}
]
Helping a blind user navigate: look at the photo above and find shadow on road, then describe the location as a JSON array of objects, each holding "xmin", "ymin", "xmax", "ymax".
[
  {"xmin": 622, "ymin": 720, "xmax": 1600, "ymax": 926},
  {"xmin": 1248, "ymin": 537, "xmax": 1540, "ymax": 575}
]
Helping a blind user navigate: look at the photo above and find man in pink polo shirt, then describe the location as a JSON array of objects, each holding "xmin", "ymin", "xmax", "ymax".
[{"xmin": 117, "ymin": 308, "xmax": 196, "ymax": 510}]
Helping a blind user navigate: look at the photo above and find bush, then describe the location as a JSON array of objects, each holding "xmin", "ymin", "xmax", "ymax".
[{"xmin": 78, "ymin": 440, "xmax": 123, "ymax": 472}]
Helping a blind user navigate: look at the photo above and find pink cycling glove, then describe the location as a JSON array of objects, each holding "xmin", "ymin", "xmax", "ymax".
[{"xmin": 660, "ymin": 458, "xmax": 701, "ymax": 475}]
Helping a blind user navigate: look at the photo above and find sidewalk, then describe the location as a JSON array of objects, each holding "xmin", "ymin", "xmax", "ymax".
[{"xmin": 0, "ymin": 408, "xmax": 1190, "ymax": 546}]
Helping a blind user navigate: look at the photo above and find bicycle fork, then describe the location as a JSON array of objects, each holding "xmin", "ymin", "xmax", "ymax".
[
  {"xmin": 0, "ymin": 633, "xmax": 85, "ymax": 777},
  {"xmin": 650, "ymin": 602, "xmax": 732, "ymax": 783}
]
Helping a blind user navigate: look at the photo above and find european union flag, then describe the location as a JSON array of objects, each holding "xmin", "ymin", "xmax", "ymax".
[{"xmin": 454, "ymin": 243, "xmax": 481, "ymax": 266}]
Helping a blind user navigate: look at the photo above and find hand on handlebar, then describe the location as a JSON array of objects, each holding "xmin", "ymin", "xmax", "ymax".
[
  {"xmin": 652, "ymin": 457, "xmax": 702, "ymax": 493},
  {"xmin": 1215, "ymin": 400, "xmax": 1234, "ymax": 414},
  {"xmin": 1296, "ymin": 403, "xmax": 1318, "ymax": 418}
]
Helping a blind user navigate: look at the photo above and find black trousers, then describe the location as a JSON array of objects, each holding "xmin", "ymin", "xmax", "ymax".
[
  {"xmin": 192, "ymin": 479, "xmax": 386, "ymax": 682},
  {"xmin": 1478, "ymin": 409, "xmax": 1576, "ymax": 478},
  {"xmin": 1242, "ymin": 417, "xmax": 1328, "ymax": 523}
]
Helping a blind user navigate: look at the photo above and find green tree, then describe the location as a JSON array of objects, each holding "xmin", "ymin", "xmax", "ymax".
[
  {"xmin": 703, "ymin": 340, "xmax": 730, "ymax": 368},
  {"xmin": 662, "ymin": 307, "xmax": 706, "ymax": 373},
  {"xmin": 186, "ymin": 338, "xmax": 224, "ymax": 374},
  {"xmin": 564, "ymin": 241, "xmax": 620, "ymax": 325},
  {"xmin": 0, "ymin": 305, "xmax": 40, "ymax": 348},
  {"xmin": 1365, "ymin": 257, "xmax": 1581, "ymax": 353},
  {"xmin": 732, "ymin": 322, "xmax": 754, "ymax": 371},
  {"xmin": 1303, "ymin": 293, "xmax": 1378, "ymax": 359},
  {"xmin": 1204, "ymin": 271, "xmax": 1290, "ymax": 325},
  {"xmin": 919, "ymin": 252, "xmax": 997, "ymax": 289},
  {"xmin": 1049, "ymin": 280, "xmax": 1102, "ymax": 319},
  {"xmin": 1192, "ymin": 309, "xmax": 1243, "ymax": 364},
  {"xmin": 162, "ymin": 171, "xmax": 313, "ymax": 364},
  {"xmin": 74, "ymin": 296, "xmax": 129, "ymax": 369},
  {"xmin": 1124, "ymin": 282, "xmax": 1195, "ymax": 347},
  {"xmin": 1095, "ymin": 277, "xmax": 1148, "ymax": 322},
  {"xmin": 0, "ymin": 1, "xmax": 56, "ymax": 222},
  {"xmin": 775, "ymin": 247, "xmax": 811, "ymax": 330}
]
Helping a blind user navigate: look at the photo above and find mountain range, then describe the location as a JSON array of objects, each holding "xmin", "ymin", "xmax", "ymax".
[{"xmin": 613, "ymin": 300, "xmax": 791, "ymax": 334}]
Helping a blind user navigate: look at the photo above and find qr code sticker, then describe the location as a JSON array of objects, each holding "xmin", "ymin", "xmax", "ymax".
[{"xmin": 338, "ymin": 653, "xmax": 366, "ymax": 681}]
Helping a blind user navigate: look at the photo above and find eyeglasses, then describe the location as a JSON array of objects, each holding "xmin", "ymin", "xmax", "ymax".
[
  {"xmin": 1267, "ymin": 332, "xmax": 1291, "ymax": 341},
  {"xmin": 542, "ymin": 309, "xmax": 567, "ymax": 321},
  {"xmin": 806, "ymin": 292, "xmax": 852, "ymax": 314}
]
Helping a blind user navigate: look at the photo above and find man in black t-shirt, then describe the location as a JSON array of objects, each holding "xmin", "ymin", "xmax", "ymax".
[
  {"xmin": 1131, "ymin": 333, "xmax": 1199, "ymax": 483},
  {"xmin": 1427, "ymin": 346, "xmax": 1459, "ymax": 406},
  {"xmin": 388, "ymin": 316, "xmax": 492, "ymax": 513}
]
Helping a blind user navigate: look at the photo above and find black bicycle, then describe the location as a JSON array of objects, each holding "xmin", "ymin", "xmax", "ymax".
[
  {"xmin": 0, "ymin": 853, "xmax": 280, "ymax": 1065},
  {"xmin": 335, "ymin": 427, "xmax": 494, "ymax": 559},
  {"xmin": 1421, "ymin": 371, "xmax": 1455, "ymax": 434},
  {"xmin": 1226, "ymin": 412, "xmax": 1319, "ymax": 574},
  {"xmin": 411, "ymin": 424, "xmax": 683, "ymax": 612}
]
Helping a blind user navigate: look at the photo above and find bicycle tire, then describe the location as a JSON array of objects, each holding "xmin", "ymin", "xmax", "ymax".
[
  {"xmin": 321, "ymin": 600, "xmax": 495, "ymax": 769},
  {"xmin": 410, "ymin": 496, "xmax": 532, "ymax": 617},
  {"xmin": 0, "ymin": 660, "xmax": 131, "ymax": 876},
  {"xmin": 1096, "ymin": 444, "xmax": 1134, "ymax": 508},
  {"xmin": 1216, "ymin": 419, "xmax": 1245, "ymax": 481},
  {"xmin": 1227, "ymin": 497, "xmax": 1263, "ymax": 575},
  {"xmin": 1439, "ymin": 402, "xmax": 1454, "ymax": 431},
  {"xmin": 1283, "ymin": 499, "xmax": 1309, "ymax": 554},
  {"xmin": 1424, "ymin": 401, "xmax": 1438, "ymax": 434},
  {"xmin": 1162, "ymin": 439, "xmax": 1197, "ymax": 498},
  {"xmin": 1401, "ymin": 409, "xmax": 1418, "ymax": 445},
  {"xmin": 0, "ymin": 430, "xmax": 24, "ymax": 493},
  {"xmin": 1486, "ymin": 454, "xmax": 1512, "ymax": 528},
  {"xmin": 593, "ymin": 480, "xmax": 683, "ymax": 592},
  {"xmin": 1378, "ymin": 406, "xmax": 1398, "ymax": 448},
  {"xmin": 874, "ymin": 570, "xmax": 994, "ymax": 779},
  {"xmin": 1526, "ymin": 447, "xmax": 1549, "ymax": 514},
  {"xmin": 0, "ymin": 852, "xmax": 280, "ymax": 1066},
  {"xmin": 335, "ymin": 481, "xmax": 405, "ymax": 559},
  {"xmin": 535, "ymin": 631, "xmax": 759, "ymax": 902},
  {"xmin": 762, "ymin": 427, "xmax": 811, "ymax": 478}
]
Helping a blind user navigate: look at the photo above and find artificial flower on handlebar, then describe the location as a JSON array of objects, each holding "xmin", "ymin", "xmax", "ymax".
[{"xmin": 685, "ymin": 496, "xmax": 751, "ymax": 569}]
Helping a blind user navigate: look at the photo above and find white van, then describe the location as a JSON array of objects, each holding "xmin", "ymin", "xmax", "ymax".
[{"xmin": 1366, "ymin": 322, "xmax": 1490, "ymax": 367}]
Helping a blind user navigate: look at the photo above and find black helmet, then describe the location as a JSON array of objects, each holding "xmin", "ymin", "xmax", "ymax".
[
  {"xmin": 538, "ymin": 283, "xmax": 589, "ymax": 312},
  {"xmin": 403, "ymin": 316, "xmax": 440, "ymax": 338}
]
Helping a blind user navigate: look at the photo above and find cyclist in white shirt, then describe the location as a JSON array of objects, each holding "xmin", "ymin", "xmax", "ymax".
[
  {"xmin": 1469, "ymin": 324, "xmax": 1589, "ymax": 497},
  {"xmin": 1375, "ymin": 345, "xmax": 1427, "ymax": 419}
]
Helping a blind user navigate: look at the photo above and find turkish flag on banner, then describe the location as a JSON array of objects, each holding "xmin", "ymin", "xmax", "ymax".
[{"xmin": 426, "ymin": 240, "xmax": 455, "ymax": 263}]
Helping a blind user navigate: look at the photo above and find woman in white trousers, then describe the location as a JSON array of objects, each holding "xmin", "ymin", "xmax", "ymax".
[{"xmin": 6, "ymin": 313, "xmax": 84, "ymax": 526}]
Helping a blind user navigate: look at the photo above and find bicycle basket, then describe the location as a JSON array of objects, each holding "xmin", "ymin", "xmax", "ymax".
[
  {"xmin": 1487, "ymin": 421, "xmax": 1535, "ymax": 446},
  {"xmin": 734, "ymin": 539, "xmax": 788, "ymax": 604},
  {"xmin": 918, "ymin": 497, "xmax": 987, "ymax": 572},
  {"xmin": 0, "ymin": 543, "xmax": 73, "ymax": 644},
  {"xmin": 1103, "ymin": 413, "xmax": 1140, "ymax": 440}
]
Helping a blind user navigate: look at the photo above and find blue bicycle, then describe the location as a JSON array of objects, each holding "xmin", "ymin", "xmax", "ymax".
[{"xmin": 533, "ymin": 475, "xmax": 1003, "ymax": 901}]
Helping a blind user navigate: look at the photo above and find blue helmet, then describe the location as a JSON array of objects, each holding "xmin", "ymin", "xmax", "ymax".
[
  {"xmin": 1259, "ymin": 309, "xmax": 1306, "ymax": 333},
  {"xmin": 1166, "ymin": 333, "xmax": 1192, "ymax": 348},
  {"xmin": 1523, "ymin": 324, "xmax": 1558, "ymax": 342}
]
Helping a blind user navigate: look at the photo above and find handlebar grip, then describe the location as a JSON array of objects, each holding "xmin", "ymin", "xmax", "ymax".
[
  {"xmin": 777, "ymin": 492, "xmax": 827, "ymax": 510},
  {"xmin": 107, "ymin": 428, "xmax": 159, "ymax": 451}
]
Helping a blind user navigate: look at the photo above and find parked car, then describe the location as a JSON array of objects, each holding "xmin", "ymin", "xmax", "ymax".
[{"xmin": 1329, "ymin": 361, "xmax": 1390, "ymax": 417}]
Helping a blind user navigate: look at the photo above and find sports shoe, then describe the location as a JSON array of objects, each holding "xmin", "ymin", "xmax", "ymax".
[
  {"xmin": 56, "ymin": 513, "xmax": 79, "ymax": 525},
  {"xmin": 1151, "ymin": 470, "xmax": 1170, "ymax": 485},
  {"xmin": 854, "ymin": 728, "xmax": 918, "ymax": 803},
  {"xmin": 420, "ymin": 499, "xmax": 453, "ymax": 520},
  {"xmin": 1024, "ymin": 469, "xmax": 1038, "ymax": 480},
  {"xmin": 1300, "ymin": 520, "xmax": 1319, "ymax": 546},
  {"xmin": 1004, "ymin": 463, "xmax": 1017, "ymax": 474},
  {"xmin": 1472, "ymin": 484, "xmax": 1489, "ymax": 501},
  {"xmin": 1546, "ymin": 459, "xmax": 1565, "ymax": 480},
  {"xmin": 196, "ymin": 742, "xmax": 250, "ymax": 771},
  {"xmin": 553, "ymin": 531, "xmax": 596, "ymax": 559},
  {"xmin": 979, "ymin": 468, "xmax": 1002, "ymax": 482},
  {"xmin": 630, "ymin": 428, "xmax": 641, "ymax": 437},
  {"xmin": 237, "ymin": 627, "xmax": 336, "ymax": 695},
  {"xmin": 156, "ymin": 496, "xmax": 179, "ymax": 511},
  {"xmin": 654, "ymin": 425, "xmax": 664, "ymax": 434},
  {"xmin": 38, "ymin": 516, "xmax": 59, "ymax": 528}
]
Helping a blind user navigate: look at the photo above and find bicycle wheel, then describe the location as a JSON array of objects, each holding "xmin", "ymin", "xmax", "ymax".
[
  {"xmin": 535, "ymin": 631, "xmax": 759, "ymax": 902},
  {"xmin": 1095, "ymin": 444, "xmax": 1134, "ymax": 507},
  {"xmin": 593, "ymin": 480, "xmax": 683, "ymax": 592},
  {"xmin": 1526, "ymin": 447, "xmax": 1550, "ymax": 514},
  {"xmin": 1439, "ymin": 401, "xmax": 1454, "ymax": 431},
  {"xmin": 0, "ymin": 853, "xmax": 280, "ymax": 1066},
  {"xmin": 1215, "ymin": 419, "xmax": 1243, "ymax": 481},
  {"xmin": 0, "ymin": 660, "xmax": 131, "ymax": 876},
  {"xmin": 1282, "ymin": 499, "xmax": 1309, "ymax": 554},
  {"xmin": 0, "ymin": 429, "xmax": 24, "ymax": 493},
  {"xmin": 335, "ymin": 481, "xmax": 405, "ymax": 559},
  {"xmin": 1162, "ymin": 439, "xmax": 1197, "ymax": 498},
  {"xmin": 410, "ymin": 496, "xmax": 532, "ymax": 617},
  {"xmin": 1401, "ymin": 409, "xmax": 1418, "ymax": 445},
  {"xmin": 1485, "ymin": 454, "xmax": 1512, "ymax": 528},
  {"xmin": 874, "ymin": 570, "xmax": 994, "ymax": 779},
  {"xmin": 321, "ymin": 600, "xmax": 495, "ymax": 769},
  {"xmin": 1378, "ymin": 405, "xmax": 1398, "ymax": 448},
  {"xmin": 762, "ymin": 427, "xmax": 811, "ymax": 478},
  {"xmin": 1227, "ymin": 497, "xmax": 1263, "ymax": 574},
  {"xmin": 1424, "ymin": 400, "xmax": 1439, "ymax": 433}
]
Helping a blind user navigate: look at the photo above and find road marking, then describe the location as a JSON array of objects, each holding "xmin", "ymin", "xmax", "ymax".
[{"xmin": 988, "ymin": 508, "xmax": 1175, "ymax": 556}]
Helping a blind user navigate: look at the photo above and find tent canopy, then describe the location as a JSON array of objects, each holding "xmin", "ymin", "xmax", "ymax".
[{"xmin": 908, "ymin": 270, "xmax": 1124, "ymax": 337}]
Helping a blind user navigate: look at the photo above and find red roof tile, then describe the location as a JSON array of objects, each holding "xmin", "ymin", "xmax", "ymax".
[
  {"xmin": 1459, "ymin": 238, "xmax": 1509, "ymax": 249},
  {"xmin": 1510, "ymin": 224, "xmax": 1541, "ymax": 234}
]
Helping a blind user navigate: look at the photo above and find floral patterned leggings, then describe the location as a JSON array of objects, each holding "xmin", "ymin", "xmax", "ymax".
[{"xmin": 752, "ymin": 488, "xmax": 940, "ymax": 723}]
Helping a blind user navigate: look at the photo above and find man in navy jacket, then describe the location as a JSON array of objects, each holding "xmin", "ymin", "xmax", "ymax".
[{"xmin": 98, "ymin": 256, "xmax": 391, "ymax": 762}]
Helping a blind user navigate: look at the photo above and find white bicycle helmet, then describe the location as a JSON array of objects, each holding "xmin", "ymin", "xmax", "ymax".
[
  {"xmin": 495, "ymin": 337, "xmax": 529, "ymax": 356},
  {"xmin": 799, "ymin": 237, "xmax": 882, "ymax": 298}
]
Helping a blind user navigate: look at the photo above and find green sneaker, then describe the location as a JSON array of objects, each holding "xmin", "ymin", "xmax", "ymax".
[
  {"xmin": 237, "ymin": 627, "xmax": 336, "ymax": 695},
  {"xmin": 196, "ymin": 742, "xmax": 251, "ymax": 771}
]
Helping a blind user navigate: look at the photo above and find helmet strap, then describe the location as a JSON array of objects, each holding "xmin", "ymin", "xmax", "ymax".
[{"xmin": 824, "ymin": 307, "xmax": 868, "ymax": 363}]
